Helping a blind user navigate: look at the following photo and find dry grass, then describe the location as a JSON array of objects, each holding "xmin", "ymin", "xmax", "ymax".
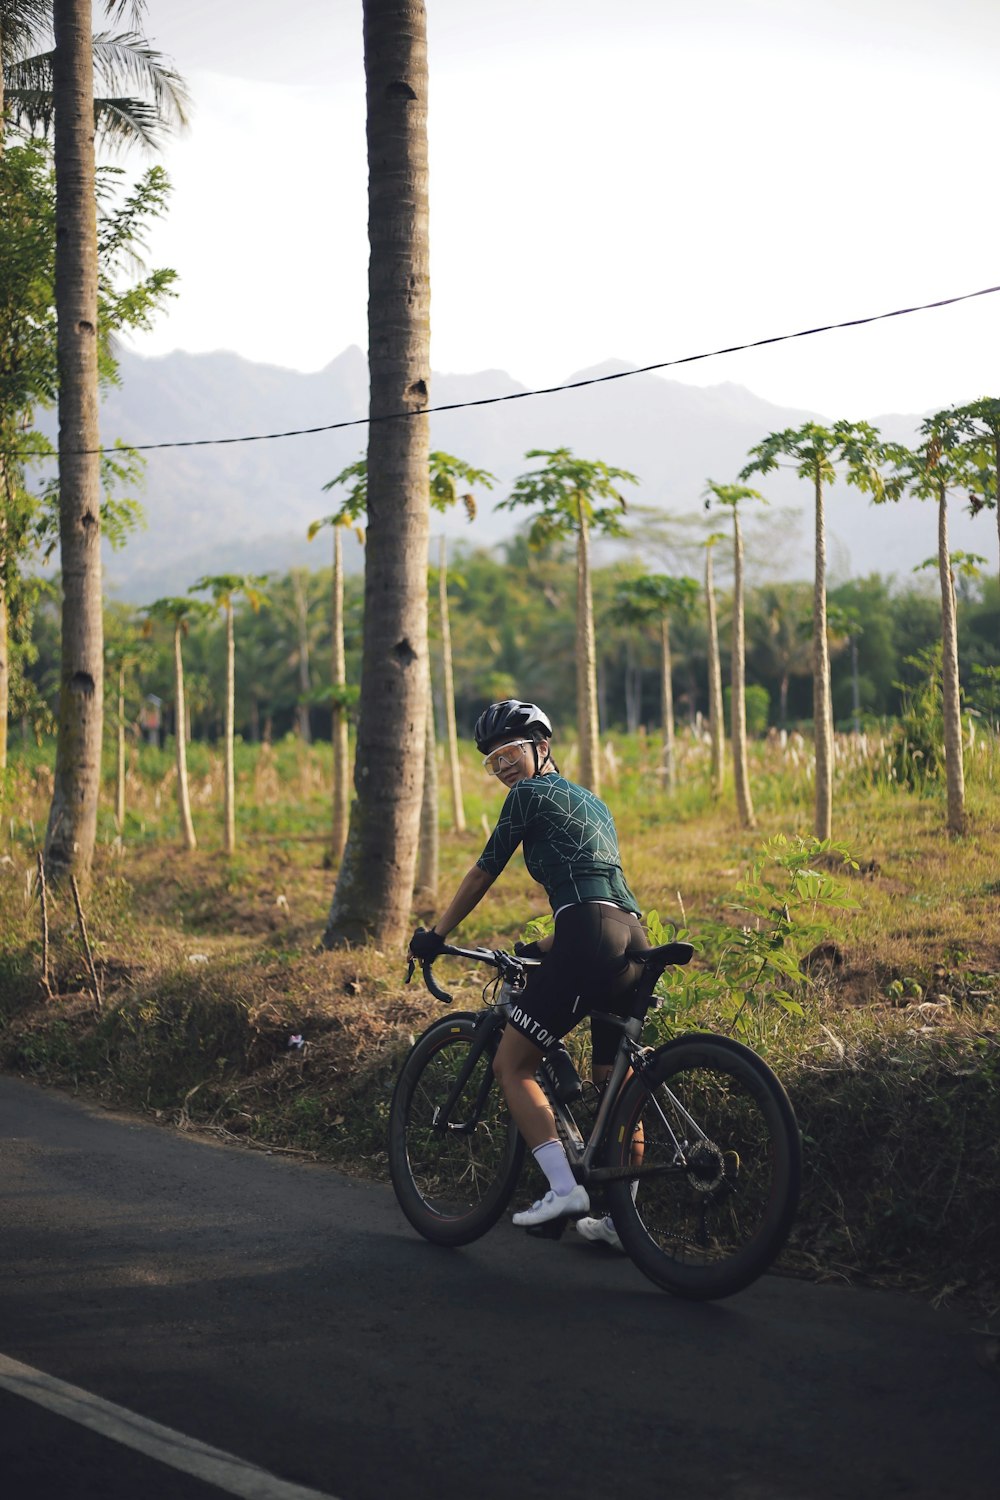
[{"xmin": 1, "ymin": 728, "xmax": 998, "ymax": 1316}]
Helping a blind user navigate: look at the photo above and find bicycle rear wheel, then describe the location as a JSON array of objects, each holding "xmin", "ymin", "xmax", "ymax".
[
  {"xmin": 606, "ymin": 1033, "xmax": 801, "ymax": 1299},
  {"xmin": 388, "ymin": 1013, "xmax": 524, "ymax": 1247}
]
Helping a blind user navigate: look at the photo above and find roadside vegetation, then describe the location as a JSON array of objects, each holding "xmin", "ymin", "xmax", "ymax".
[{"xmin": 1, "ymin": 729, "xmax": 997, "ymax": 1316}]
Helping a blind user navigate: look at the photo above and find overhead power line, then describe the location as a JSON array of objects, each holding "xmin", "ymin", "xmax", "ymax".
[{"xmin": 6, "ymin": 281, "xmax": 1000, "ymax": 458}]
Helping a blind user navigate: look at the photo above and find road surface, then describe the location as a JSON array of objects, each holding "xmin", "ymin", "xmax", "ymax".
[{"xmin": 0, "ymin": 1074, "xmax": 995, "ymax": 1499}]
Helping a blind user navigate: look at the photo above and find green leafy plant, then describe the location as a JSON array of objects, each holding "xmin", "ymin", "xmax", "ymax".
[{"xmin": 648, "ymin": 835, "xmax": 859, "ymax": 1042}]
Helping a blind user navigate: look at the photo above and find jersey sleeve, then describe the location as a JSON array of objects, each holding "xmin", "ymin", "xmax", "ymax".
[{"xmin": 475, "ymin": 781, "xmax": 531, "ymax": 878}]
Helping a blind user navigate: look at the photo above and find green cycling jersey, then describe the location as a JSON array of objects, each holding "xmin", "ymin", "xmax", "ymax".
[{"xmin": 475, "ymin": 773, "xmax": 640, "ymax": 916}]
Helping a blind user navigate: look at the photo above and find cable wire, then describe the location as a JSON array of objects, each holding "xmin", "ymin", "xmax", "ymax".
[{"xmin": 6, "ymin": 281, "xmax": 999, "ymax": 458}]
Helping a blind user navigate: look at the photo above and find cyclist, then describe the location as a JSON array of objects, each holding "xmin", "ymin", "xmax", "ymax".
[{"xmin": 409, "ymin": 698, "xmax": 647, "ymax": 1245}]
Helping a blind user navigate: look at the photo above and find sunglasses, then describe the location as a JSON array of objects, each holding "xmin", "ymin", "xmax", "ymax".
[{"xmin": 483, "ymin": 739, "xmax": 531, "ymax": 775}]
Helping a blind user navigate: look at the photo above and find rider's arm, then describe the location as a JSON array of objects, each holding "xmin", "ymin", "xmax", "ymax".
[{"xmin": 430, "ymin": 865, "xmax": 496, "ymax": 939}]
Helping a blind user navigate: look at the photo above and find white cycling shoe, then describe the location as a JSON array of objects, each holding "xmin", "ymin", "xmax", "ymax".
[
  {"xmin": 575, "ymin": 1215, "xmax": 625, "ymax": 1252},
  {"xmin": 512, "ymin": 1183, "xmax": 590, "ymax": 1227}
]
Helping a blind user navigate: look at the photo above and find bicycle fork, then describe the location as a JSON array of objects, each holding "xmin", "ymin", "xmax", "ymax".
[{"xmin": 431, "ymin": 1012, "xmax": 504, "ymax": 1136}]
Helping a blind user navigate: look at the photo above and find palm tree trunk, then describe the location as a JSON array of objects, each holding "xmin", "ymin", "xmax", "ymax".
[
  {"xmin": 115, "ymin": 664, "xmax": 125, "ymax": 829},
  {"xmin": 731, "ymin": 510, "xmax": 756, "ymax": 829},
  {"xmin": 224, "ymin": 599, "xmax": 235, "ymax": 854},
  {"xmin": 174, "ymin": 623, "xmax": 197, "ymax": 851},
  {"xmin": 660, "ymin": 613, "xmax": 676, "ymax": 792},
  {"xmin": 324, "ymin": 0, "xmax": 431, "ymax": 947},
  {"xmin": 576, "ymin": 502, "xmax": 600, "ymax": 793},
  {"xmin": 415, "ymin": 675, "xmax": 438, "ymax": 905},
  {"xmin": 937, "ymin": 483, "xmax": 966, "ymax": 835},
  {"xmin": 438, "ymin": 535, "xmax": 465, "ymax": 831},
  {"xmin": 705, "ymin": 546, "xmax": 725, "ymax": 798},
  {"xmin": 812, "ymin": 470, "xmax": 833, "ymax": 841},
  {"xmin": 44, "ymin": 0, "xmax": 104, "ymax": 883},
  {"xmin": 330, "ymin": 525, "xmax": 349, "ymax": 864}
]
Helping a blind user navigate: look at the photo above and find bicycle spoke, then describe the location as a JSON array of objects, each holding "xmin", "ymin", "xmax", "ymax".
[
  {"xmin": 394, "ymin": 1029, "xmax": 519, "ymax": 1225},
  {"xmin": 606, "ymin": 1037, "xmax": 800, "ymax": 1296}
]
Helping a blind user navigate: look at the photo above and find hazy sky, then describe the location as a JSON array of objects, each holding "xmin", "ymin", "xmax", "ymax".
[{"xmin": 123, "ymin": 0, "xmax": 1000, "ymax": 419}]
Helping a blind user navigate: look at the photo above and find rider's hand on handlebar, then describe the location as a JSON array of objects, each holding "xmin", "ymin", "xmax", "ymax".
[
  {"xmin": 409, "ymin": 926, "xmax": 446, "ymax": 961},
  {"xmin": 513, "ymin": 939, "xmax": 544, "ymax": 960}
]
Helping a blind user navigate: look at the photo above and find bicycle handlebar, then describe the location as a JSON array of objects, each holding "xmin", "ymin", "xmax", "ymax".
[{"xmin": 405, "ymin": 943, "xmax": 538, "ymax": 1005}]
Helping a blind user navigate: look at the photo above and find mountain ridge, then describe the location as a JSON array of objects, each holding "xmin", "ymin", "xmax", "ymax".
[{"xmin": 34, "ymin": 346, "xmax": 989, "ymax": 603}]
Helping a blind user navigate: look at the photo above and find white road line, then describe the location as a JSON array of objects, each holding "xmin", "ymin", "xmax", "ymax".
[{"xmin": 0, "ymin": 1353, "xmax": 340, "ymax": 1500}]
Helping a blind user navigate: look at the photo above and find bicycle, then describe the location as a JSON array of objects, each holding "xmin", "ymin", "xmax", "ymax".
[{"xmin": 388, "ymin": 939, "xmax": 802, "ymax": 1300}]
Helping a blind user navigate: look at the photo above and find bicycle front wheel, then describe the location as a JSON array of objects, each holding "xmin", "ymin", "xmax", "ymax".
[
  {"xmin": 606, "ymin": 1033, "xmax": 801, "ymax": 1300},
  {"xmin": 388, "ymin": 1013, "xmax": 524, "ymax": 1247}
]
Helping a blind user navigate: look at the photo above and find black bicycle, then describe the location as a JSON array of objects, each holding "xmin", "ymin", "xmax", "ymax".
[{"xmin": 388, "ymin": 940, "xmax": 802, "ymax": 1300}]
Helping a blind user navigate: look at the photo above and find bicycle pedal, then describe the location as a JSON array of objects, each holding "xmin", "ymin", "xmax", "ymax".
[{"xmin": 524, "ymin": 1216, "xmax": 569, "ymax": 1240}]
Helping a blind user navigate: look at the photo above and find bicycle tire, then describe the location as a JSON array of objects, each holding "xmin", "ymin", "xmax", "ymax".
[
  {"xmin": 605, "ymin": 1033, "xmax": 801, "ymax": 1300},
  {"xmin": 388, "ymin": 1012, "xmax": 525, "ymax": 1247}
]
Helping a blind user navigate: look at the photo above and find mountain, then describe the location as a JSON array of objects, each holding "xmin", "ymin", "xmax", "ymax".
[{"xmin": 36, "ymin": 346, "xmax": 989, "ymax": 602}]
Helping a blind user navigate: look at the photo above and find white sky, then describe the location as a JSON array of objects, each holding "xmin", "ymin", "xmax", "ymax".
[{"xmin": 123, "ymin": 0, "xmax": 1000, "ymax": 418}]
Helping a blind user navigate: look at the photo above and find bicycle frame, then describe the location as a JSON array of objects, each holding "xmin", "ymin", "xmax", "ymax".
[{"xmin": 411, "ymin": 938, "xmax": 701, "ymax": 1186}]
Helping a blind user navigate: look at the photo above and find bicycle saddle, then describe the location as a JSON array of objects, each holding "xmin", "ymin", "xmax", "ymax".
[{"xmin": 630, "ymin": 941, "xmax": 694, "ymax": 972}]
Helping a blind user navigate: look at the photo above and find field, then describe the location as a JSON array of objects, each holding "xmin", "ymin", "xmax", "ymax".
[{"xmin": 1, "ymin": 726, "xmax": 998, "ymax": 1316}]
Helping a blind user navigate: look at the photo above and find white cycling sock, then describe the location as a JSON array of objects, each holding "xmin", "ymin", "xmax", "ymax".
[{"xmin": 532, "ymin": 1139, "xmax": 577, "ymax": 1197}]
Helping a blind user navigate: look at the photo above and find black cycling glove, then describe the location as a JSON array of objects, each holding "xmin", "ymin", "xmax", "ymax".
[
  {"xmin": 409, "ymin": 927, "xmax": 445, "ymax": 961},
  {"xmin": 513, "ymin": 939, "xmax": 544, "ymax": 959}
]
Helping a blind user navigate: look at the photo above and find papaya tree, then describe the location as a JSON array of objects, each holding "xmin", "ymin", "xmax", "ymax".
[
  {"xmin": 952, "ymin": 397, "xmax": 1000, "ymax": 589},
  {"xmin": 883, "ymin": 414, "xmax": 982, "ymax": 836},
  {"xmin": 499, "ymin": 447, "xmax": 637, "ymax": 794},
  {"xmin": 702, "ymin": 531, "xmax": 727, "ymax": 798},
  {"xmin": 741, "ymin": 420, "xmax": 888, "ymax": 841},
  {"xmin": 704, "ymin": 483, "xmax": 767, "ymax": 829},
  {"xmin": 748, "ymin": 583, "xmax": 813, "ymax": 730},
  {"xmin": 142, "ymin": 595, "xmax": 213, "ymax": 851},
  {"xmin": 103, "ymin": 609, "xmax": 150, "ymax": 831},
  {"xmin": 313, "ymin": 449, "xmax": 493, "ymax": 860},
  {"xmin": 190, "ymin": 574, "xmax": 268, "ymax": 855},
  {"xmin": 608, "ymin": 572, "xmax": 698, "ymax": 789}
]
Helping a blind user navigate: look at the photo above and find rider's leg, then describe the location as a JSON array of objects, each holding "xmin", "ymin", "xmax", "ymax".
[
  {"xmin": 494, "ymin": 1027, "xmax": 589, "ymax": 1219},
  {"xmin": 493, "ymin": 1025, "xmax": 559, "ymax": 1151}
]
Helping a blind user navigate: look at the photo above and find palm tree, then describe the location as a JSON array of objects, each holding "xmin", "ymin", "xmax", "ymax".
[
  {"xmin": 323, "ymin": 0, "xmax": 431, "ymax": 948},
  {"xmin": 608, "ymin": 572, "xmax": 698, "ymax": 789},
  {"xmin": 142, "ymin": 595, "xmax": 210, "ymax": 850},
  {"xmin": 884, "ymin": 415, "xmax": 980, "ymax": 836},
  {"xmin": 704, "ymin": 483, "xmax": 766, "ymax": 829},
  {"xmin": 190, "ymin": 574, "xmax": 268, "ymax": 855},
  {"xmin": 3, "ymin": 2, "xmax": 188, "ymax": 149},
  {"xmin": 499, "ymin": 448, "xmax": 637, "ymax": 794},
  {"xmin": 741, "ymin": 420, "xmax": 887, "ymax": 841},
  {"xmin": 31, "ymin": 0, "xmax": 186, "ymax": 881}
]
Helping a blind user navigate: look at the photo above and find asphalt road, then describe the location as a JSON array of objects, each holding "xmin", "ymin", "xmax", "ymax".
[{"xmin": 0, "ymin": 1074, "xmax": 996, "ymax": 1500}]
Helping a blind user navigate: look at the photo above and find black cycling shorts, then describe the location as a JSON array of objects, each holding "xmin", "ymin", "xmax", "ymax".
[{"xmin": 505, "ymin": 902, "xmax": 649, "ymax": 1066}]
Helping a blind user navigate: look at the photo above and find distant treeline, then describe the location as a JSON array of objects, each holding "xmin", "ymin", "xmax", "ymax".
[{"xmin": 9, "ymin": 535, "xmax": 1000, "ymax": 750}]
